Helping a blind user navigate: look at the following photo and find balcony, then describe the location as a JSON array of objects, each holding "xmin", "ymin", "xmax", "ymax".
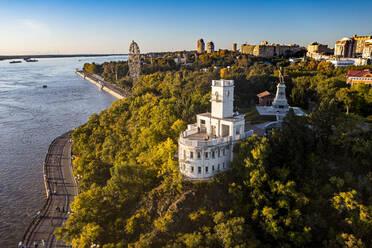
[{"xmin": 179, "ymin": 127, "xmax": 254, "ymax": 147}]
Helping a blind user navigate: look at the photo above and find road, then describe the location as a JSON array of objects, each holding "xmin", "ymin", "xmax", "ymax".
[{"xmin": 22, "ymin": 131, "xmax": 78, "ymax": 248}]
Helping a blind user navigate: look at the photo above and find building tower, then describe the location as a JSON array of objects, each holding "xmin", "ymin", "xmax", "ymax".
[
  {"xmin": 232, "ymin": 43, "xmax": 237, "ymax": 52},
  {"xmin": 207, "ymin": 41, "xmax": 215, "ymax": 53},
  {"xmin": 272, "ymin": 68, "xmax": 289, "ymax": 110},
  {"xmin": 197, "ymin": 39, "xmax": 205, "ymax": 53},
  {"xmin": 211, "ymin": 80, "xmax": 234, "ymax": 119}
]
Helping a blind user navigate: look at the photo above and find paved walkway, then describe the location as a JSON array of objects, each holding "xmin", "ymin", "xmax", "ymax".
[{"xmin": 22, "ymin": 131, "xmax": 77, "ymax": 248}]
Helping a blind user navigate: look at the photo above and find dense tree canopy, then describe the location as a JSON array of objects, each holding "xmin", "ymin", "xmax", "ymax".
[{"xmin": 62, "ymin": 55, "xmax": 372, "ymax": 247}]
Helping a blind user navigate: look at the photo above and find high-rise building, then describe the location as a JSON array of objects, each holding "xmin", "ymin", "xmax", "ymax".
[
  {"xmin": 306, "ymin": 42, "xmax": 334, "ymax": 60},
  {"xmin": 307, "ymin": 42, "xmax": 333, "ymax": 55},
  {"xmin": 197, "ymin": 39, "xmax": 205, "ymax": 53},
  {"xmin": 232, "ymin": 43, "xmax": 237, "ymax": 52},
  {"xmin": 334, "ymin": 35, "xmax": 372, "ymax": 58},
  {"xmin": 335, "ymin": 37, "xmax": 354, "ymax": 58},
  {"xmin": 241, "ymin": 41, "xmax": 302, "ymax": 57},
  {"xmin": 362, "ymin": 39, "xmax": 372, "ymax": 59},
  {"xmin": 207, "ymin": 41, "xmax": 214, "ymax": 53}
]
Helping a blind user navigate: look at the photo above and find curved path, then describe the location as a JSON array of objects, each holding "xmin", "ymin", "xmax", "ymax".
[{"xmin": 22, "ymin": 131, "xmax": 78, "ymax": 247}]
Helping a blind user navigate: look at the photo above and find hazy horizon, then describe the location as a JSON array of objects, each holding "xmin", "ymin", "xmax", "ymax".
[{"xmin": 1, "ymin": 0, "xmax": 372, "ymax": 55}]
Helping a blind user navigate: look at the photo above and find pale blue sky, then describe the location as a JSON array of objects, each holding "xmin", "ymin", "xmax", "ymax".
[{"xmin": 0, "ymin": 0, "xmax": 371, "ymax": 55}]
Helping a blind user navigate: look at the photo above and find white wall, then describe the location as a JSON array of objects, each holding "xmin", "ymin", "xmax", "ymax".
[
  {"xmin": 179, "ymin": 143, "xmax": 232, "ymax": 179},
  {"xmin": 211, "ymin": 82, "xmax": 234, "ymax": 119}
]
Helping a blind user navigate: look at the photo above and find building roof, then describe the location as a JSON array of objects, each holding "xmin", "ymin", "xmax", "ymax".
[
  {"xmin": 336, "ymin": 37, "xmax": 352, "ymax": 44},
  {"xmin": 257, "ymin": 91, "xmax": 272, "ymax": 98},
  {"xmin": 197, "ymin": 112, "xmax": 245, "ymax": 122},
  {"xmin": 346, "ymin": 69, "xmax": 372, "ymax": 77}
]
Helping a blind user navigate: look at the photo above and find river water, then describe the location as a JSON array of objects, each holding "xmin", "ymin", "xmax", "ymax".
[{"xmin": 0, "ymin": 56, "xmax": 126, "ymax": 246}]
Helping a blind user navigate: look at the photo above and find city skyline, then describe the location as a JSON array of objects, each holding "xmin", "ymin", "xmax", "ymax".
[{"xmin": 1, "ymin": 0, "xmax": 372, "ymax": 55}]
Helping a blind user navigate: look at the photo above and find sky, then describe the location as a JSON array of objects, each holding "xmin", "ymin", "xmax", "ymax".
[{"xmin": 0, "ymin": 0, "xmax": 372, "ymax": 55}]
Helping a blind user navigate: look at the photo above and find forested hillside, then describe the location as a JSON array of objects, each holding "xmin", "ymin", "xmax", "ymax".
[{"xmin": 57, "ymin": 55, "xmax": 372, "ymax": 247}]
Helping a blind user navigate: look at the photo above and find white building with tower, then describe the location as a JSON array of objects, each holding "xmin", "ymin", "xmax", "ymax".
[{"xmin": 178, "ymin": 79, "xmax": 254, "ymax": 180}]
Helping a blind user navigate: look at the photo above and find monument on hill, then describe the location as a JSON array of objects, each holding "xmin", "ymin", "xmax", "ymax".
[
  {"xmin": 255, "ymin": 67, "xmax": 306, "ymax": 134},
  {"xmin": 256, "ymin": 67, "xmax": 298, "ymax": 120},
  {"xmin": 272, "ymin": 68, "xmax": 289, "ymax": 111}
]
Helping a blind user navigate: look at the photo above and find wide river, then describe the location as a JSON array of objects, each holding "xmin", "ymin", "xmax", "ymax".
[{"xmin": 0, "ymin": 56, "xmax": 125, "ymax": 246}]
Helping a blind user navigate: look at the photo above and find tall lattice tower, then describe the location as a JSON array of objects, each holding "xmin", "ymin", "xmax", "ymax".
[{"xmin": 128, "ymin": 40, "xmax": 141, "ymax": 82}]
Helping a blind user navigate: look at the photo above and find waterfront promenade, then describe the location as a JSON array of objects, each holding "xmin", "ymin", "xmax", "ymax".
[
  {"xmin": 76, "ymin": 70, "xmax": 129, "ymax": 99},
  {"xmin": 22, "ymin": 132, "xmax": 77, "ymax": 247}
]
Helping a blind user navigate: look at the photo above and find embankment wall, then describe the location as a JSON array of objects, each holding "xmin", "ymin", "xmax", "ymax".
[{"xmin": 76, "ymin": 71, "xmax": 126, "ymax": 99}]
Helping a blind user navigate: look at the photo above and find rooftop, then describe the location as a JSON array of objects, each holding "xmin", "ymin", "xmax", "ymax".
[
  {"xmin": 197, "ymin": 112, "xmax": 245, "ymax": 122},
  {"xmin": 211, "ymin": 79, "xmax": 234, "ymax": 87},
  {"xmin": 346, "ymin": 69, "xmax": 372, "ymax": 77},
  {"xmin": 257, "ymin": 91, "xmax": 272, "ymax": 98},
  {"xmin": 186, "ymin": 130, "xmax": 213, "ymax": 141}
]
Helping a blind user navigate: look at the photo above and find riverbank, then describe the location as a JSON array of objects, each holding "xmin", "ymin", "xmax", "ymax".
[
  {"xmin": 22, "ymin": 131, "xmax": 77, "ymax": 247},
  {"xmin": 76, "ymin": 70, "xmax": 129, "ymax": 99},
  {"xmin": 0, "ymin": 56, "xmax": 116, "ymax": 246}
]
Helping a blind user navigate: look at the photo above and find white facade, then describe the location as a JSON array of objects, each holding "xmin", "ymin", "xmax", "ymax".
[
  {"xmin": 328, "ymin": 59, "xmax": 355, "ymax": 67},
  {"xmin": 178, "ymin": 79, "xmax": 254, "ymax": 180},
  {"xmin": 211, "ymin": 80, "xmax": 234, "ymax": 119},
  {"xmin": 272, "ymin": 82, "xmax": 289, "ymax": 110}
]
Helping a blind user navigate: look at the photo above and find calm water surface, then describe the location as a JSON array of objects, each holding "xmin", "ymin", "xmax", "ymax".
[{"xmin": 0, "ymin": 56, "xmax": 126, "ymax": 246}]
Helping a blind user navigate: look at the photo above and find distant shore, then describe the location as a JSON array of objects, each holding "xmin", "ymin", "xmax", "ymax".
[{"xmin": 0, "ymin": 54, "xmax": 127, "ymax": 61}]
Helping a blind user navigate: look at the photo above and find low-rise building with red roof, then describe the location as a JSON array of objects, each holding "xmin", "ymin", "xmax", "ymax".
[
  {"xmin": 257, "ymin": 91, "xmax": 274, "ymax": 106},
  {"xmin": 346, "ymin": 69, "xmax": 372, "ymax": 85}
]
